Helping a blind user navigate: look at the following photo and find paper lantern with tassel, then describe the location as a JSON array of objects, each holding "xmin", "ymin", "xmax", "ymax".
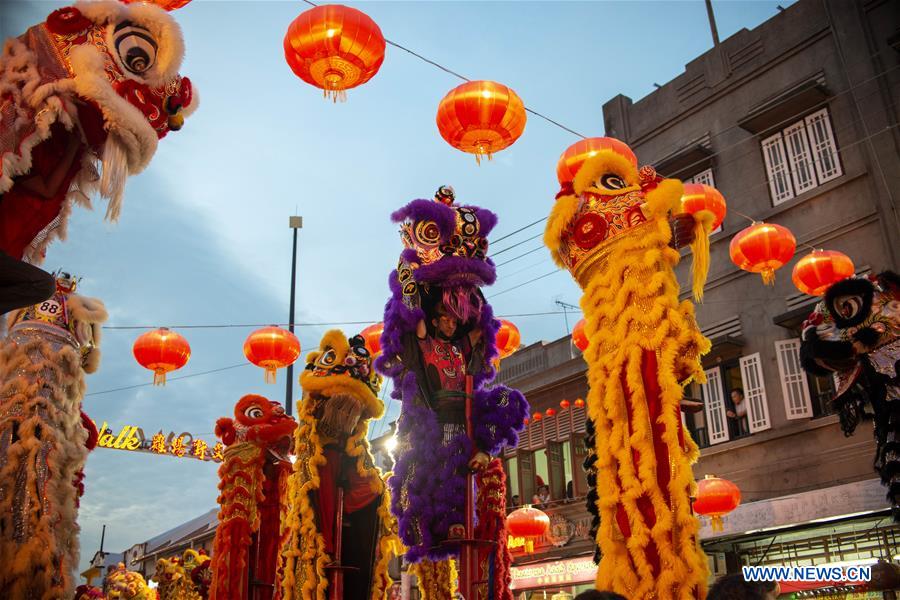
[
  {"xmin": 122, "ymin": 0, "xmax": 193, "ymax": 10},
  {"xmin": 360, "ymin": 322, "xmax": 384, "ymax": 355},
  {"xmin": 729, "ymin": 222, "xmax": 796, "ymax": 285},
  {"xmin": 243, "ymin": 326, "xmax": 301, "ymax": 384},
  {"xmin": 692, "ymin": 474, "xmax": 741, "ymax": 532},
  {"xmin": 436, "ymin": 80, "xmax": 526, "ymax": 164},
  {"xmin": 680, "ymin": 183, "xmax": 727, "ymax": 232},
  {"xmin": 133, "ymin": 328, "xmax": 190, "ymax": 385},
  {"xmin": 791, "ymin": 250, "xmax": 855, "ymax": 296},
  {"xmin": 283, "ymin": 4, "xmax": 386, "ymax": 101},
  {"xmin": 571, "ymin": 318, "xmax": 588, "ymax": 352},
  {"xmin": 545, "ymin": 408, "xmax": 556, "ymax": 417},
  {"xmin": 574, "ymin": 398, "xmax": 585, "ymax": 408},
  {"xmin": 556, "ymin": 137, "xmax": 637, "ymax": 192},
  {"xmin": 495, "ymin": 319, "xmax": 521, "ymax": 359},
  {"xmin": 560, "ymin": 399, "xmax": 570, "ymax": 410},
  {"xmin": 506, "ymin": 505, "xmax": 550, "ymax": 553}
]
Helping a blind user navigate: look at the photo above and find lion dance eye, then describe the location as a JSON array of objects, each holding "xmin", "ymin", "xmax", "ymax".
[
  {"xmin": 318, "ymin": 349, "xmax": 337, "ymax": 366},
  {"xmin": 414, "ymin": 221, "xmax": 442, "ymax": 246},
  {"xmin": 595, "ymin": 173, "xmax": 627, "ymax": 191},
  {"xmin": 244, "ymin": 406, "xmax": 264, "ymax": 419},
  {"xmin": 833, "ymin": 295, "xmax": 863, "ymax": 320},
  {"xmin": 114, "ymin": 22, "xmax": 158, "ymax": 75}
]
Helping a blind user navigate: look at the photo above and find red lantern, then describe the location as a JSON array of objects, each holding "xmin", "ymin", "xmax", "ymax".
[
  {"xmin": 532, "ymin": 412, "xmax": 542, "ymax": 422},
  {"xmin": 284, "ymin": 4, "xmax": 386, "ymax": 101},
  {"xmin": 436, "ymin": 80, "xmax": 527, "ymax": 164},
  {"xmin": 692, "ymin": 475, "xmax": 741, "ymax": 532},
  {"xmin": 791, "ymin": 250, "xmax": 855, "ymax": 296},
  {"xmin": 560, "ymin": 399, "xmax": 571, "ymax": 410},
  {"xmin": 729, "ymin": 222, "xmax": 796, "ymax": 285},
  {"xmin": 360, "ymin": 322, "xmax": 384, "ymax": 355},
  {"xmin": 574, "ymin": 398, "xmax": 585, "ymax": 409},
  {"xmin": 545, "ymin": 408, "xmax": 556, "ymax": 417},
  {"xmin": 122, "ymin": 0, "xmax": 192, "ymax": 10},
  {"xmin": 556, "ymin": 137, "xmax": 637, "ymax": 189},
  {"xmin": 572, "ymin": 318, "xmax": 588, "ymax": 352},
  {"xmin": 506, "ymin": 505, "xmax": 550, "ymax": 553},
  {"xmin": 680, "ymin": 183, "xmax": 727, "ymax": 231},
  {"xmin": 133, "ymin": 328, "xmax": 191, "ymax": 385},
  {"xmin": 495, "ymin": 319, "xmax": 521, "ymax": 359},
  {"xmin": 243, "ymin": 326, "xmax": 301, "ymax": 384}
]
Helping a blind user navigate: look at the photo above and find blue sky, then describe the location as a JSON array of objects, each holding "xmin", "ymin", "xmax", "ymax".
[{"xmin": 4, "ymin": 0, "xmax": 792, "ymax": 574}]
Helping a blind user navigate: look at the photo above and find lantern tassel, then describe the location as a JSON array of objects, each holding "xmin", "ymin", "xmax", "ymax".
[
  {"xmin": 525, "ymin": 539, "xmax": 534, "ymax": 554},
  {"xmin": 711, "ymin": 516, "xmax": 724, "ymax": 532},
  {"xmin": 323, "ymin": 89, "xmax": 347, "ymax": 103},
  {"xmin": 761, "ymin": 268, "xmax": 776, "ymax": 286},
  {"xmin": 689, "ymin": 209, "xmax": 715, "ymax": 302},
  {"xmin": 153, "ymin": 370, "xmax": 167, "ymax": 386},
  {"xmin": 264, "ymin": 368, "xmax": 277, "ymax": 385}
]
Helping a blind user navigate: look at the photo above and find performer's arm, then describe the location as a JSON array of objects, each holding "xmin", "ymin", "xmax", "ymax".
[{"xmin": 18, "ymin": 132, "xmax": 81, "ymax": 199}]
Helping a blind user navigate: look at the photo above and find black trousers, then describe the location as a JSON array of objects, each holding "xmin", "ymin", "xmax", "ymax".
[{"xmin": 0, "ymin": 250, "xmax": 56, "ymax": 316}]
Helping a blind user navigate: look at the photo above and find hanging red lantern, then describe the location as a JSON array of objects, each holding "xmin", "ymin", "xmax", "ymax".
[
  {"xmin": 506, "ymin": 505, "xmax": 550, "ymax": 553},
  {"xmin": 545, "ymin": 408, "xmax": 556, "ymax": 417},
  {"xmin": 572, "ymin": 318, "xmax": 588, "ymax": 352},
  {"xmin": 122, "ymin": 0, "xmax": 192, "ymax": 10},
  {"xmin": 791, "ymin": 250, "xmax": 855, "ymax": 296},
  {"xmin": 574, "ymin": 398, "xmax": 585, "ymax": 409},
  {"xmin": 133, "ymin": 327, "xmax": 191, "ymax": 385},
  {"xmin": 283, "ymin": 4, "xmax": 386, "ymax": 101},
  {"xmin": 556, "ymin": 137, "xmax": 638, "ymax": 189},
  {"xmin": 532, "ymin": 412, "xmax": 542, "ymax": 422},
  {"xmin": 692, "ymin": 475, "xmax": 741, "ymax": 532},
  {"xmin": 360, "ymin": 322, "xmax": 384, "ymax": 355},
  {"xmin": 436, "ymin": 80, "xmax": 527, "ymax": 164},
  {"xmin": 680, "ymin": 183, "xmax": 727, "ymax": 231},
  {"xmin": 243, "ymin": 326, "xmax": 301, "ymax": 384},
  {"xmin": 729, "ymin": 222, "xmax": 796, "ymax": 285},
  {"xmin": 495, "ymin": 319, "xmax": 521, "ymax": 359},
  {"xmin": 560, "ymin": 399, "xmax": 570, "ymax": 410}
]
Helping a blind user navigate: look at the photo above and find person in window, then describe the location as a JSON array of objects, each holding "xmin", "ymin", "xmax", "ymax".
[
  {"xmin": 532, "ymin": 484, "xmax": 551, "ymax": 507},
  {"xmin": 566, "ymin": 480, "xmax": 574, "ymax": 500},
  {"xmin": 510, "ymin": 494, "xmax": 520, "ymax": 507},
  {"xmin": 725, "ymin": 388, "xmax": 750, "ymax": 438}
]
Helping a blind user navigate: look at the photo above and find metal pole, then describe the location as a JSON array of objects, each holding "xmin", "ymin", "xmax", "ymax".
[
  {"xmin": 460, "ymin": 375, "xmax": 475, "ymax": 600},
  {"xmin": 285, "ymin": 216, "xmax": 302, "ymax": 415},
  {"xmin": 705, "ymin": 0, "xmax": 720, "ymax": 46}
]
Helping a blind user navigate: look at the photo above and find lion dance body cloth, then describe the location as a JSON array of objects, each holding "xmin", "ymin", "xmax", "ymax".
[
  {"xmin": 209, "ymin": 395, "xmax": 297, "ymax": 600},
  {"xmin": 0, "ymin": 272, "xmax": 107, "ymax": 598},
  {"xmin": 279, "ymin": 330, "xmax": 400, "ymax": 600},
  {"xmin": 544, "ymin": 140, "xmax": 712, "ymax": 599},
  {"xmin": 376, "ymin": 187, "xmax": 528, "ymax": 598},
  {"xmin": 0, "ymin": 0, "xmax": 196, "ymax": 264}
]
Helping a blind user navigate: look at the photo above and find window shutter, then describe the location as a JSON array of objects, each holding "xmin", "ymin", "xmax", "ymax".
[
  {"xmin": 739, "ymin": 353, "xmax": 772, "ymax": 432},
  {"xmin": 783, "ymin": 121, "xmax": 817, "ymax": 194},
  {"xmin": 688, "ymin": 168, "xmax": 716, "ymax": 188},
  {"xmin": 775, "ymin": 339, "xmax": 813, "ymax": 419},
  {"xmin": 761, "ymin": 133, "xmax": 795, "ymax": 205},
  {"xmin": 701, "ymin": 367, "xmax": 729, "ymax": 445},
  {"xmin": 804, "ymin": 109, "xmax": 842, "ymax": 183}
]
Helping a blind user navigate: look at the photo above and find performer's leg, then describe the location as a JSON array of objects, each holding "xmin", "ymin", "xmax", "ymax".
[
  {"xmin": 342, "ymin": 494, "xmax": 381, "ymax": 599},
  {"xmin": 0, "ymin": 250, "xmax": 55, "ymax": 315}
]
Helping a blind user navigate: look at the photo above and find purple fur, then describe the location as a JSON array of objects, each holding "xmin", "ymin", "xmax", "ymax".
[
  {"xmin": 414, "ymin": 255, "xmax": 497, "ymax": 287},
  {"xmin": 391, "ymin": 199, "xmax": 458, "ymax": 239}
]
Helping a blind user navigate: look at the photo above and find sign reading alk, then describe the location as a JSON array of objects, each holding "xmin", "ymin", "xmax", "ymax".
[{"xmin": 93, "ymin": 421, "xmax": 223, "ymax": 462}]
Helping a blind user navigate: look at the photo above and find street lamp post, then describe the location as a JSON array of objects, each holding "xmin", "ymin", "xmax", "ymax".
[{"xmin": 285, "ymin": 216, "xmax": 303, "ymax": 415}]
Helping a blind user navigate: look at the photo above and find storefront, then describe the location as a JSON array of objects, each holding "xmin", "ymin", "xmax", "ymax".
[{"xmin": 509, "ymin": 554, "xmax": 598, "ymax": 599}]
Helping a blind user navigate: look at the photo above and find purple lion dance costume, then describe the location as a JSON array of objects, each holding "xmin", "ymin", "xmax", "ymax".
[{"xmin": 376, "ymin": 186, "xmax": 529, "ymax": 572}]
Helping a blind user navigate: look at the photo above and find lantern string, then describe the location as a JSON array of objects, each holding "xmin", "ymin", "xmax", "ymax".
[{"xmin": 85, "ymin": 363, "xmax": 252, "ymax": 396}]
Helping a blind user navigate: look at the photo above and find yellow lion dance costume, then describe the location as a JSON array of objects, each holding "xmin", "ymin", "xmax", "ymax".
[
  {"xmin": 279, "ymin": 330, "xmax": 400, "ymax": 600},
  {"xmin": 545, "ymin": 138, "xmax": 714, "ymax": 599}
]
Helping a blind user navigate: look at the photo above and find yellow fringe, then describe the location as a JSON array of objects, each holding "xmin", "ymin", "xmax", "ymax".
[
  {"xmin": 572, "ymin": 151, "xmax": 640, "ymax": 194},
  {"xmin": 412, "ymin": 558, "xmax": 457, "ymax": 600},
  {"xmin": 689, "ymin": 209, "xmax": 715, "ymax": 302}
]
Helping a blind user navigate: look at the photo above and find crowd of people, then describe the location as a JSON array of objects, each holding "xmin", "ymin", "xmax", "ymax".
[{"xmin": 569, "ymin": 574, "xmax": 779, "ymax": 600}]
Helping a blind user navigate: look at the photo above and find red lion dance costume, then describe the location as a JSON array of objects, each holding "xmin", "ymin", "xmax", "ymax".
[
  {"xmin": 279, "ymin": 330, "xmax": 400, "ymax": 600},
  {"xmin": 0, "ymin": 0, "xmax": 196, "ymax": 265},
  {"xmin": 544, "ymin": 139, "xmax": 713, "ymax": 599},
  {"xmin": 209, "ymin": 395, "xmax": 296, "ymax": 600}
]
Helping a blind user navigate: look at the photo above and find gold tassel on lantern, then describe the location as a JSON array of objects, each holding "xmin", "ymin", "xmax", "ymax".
[{"xmin": 689, "ymin": 209, "xmax": 715, "ymax": 302}]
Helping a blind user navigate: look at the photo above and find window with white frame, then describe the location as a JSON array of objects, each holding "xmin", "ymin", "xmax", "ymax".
[
  {"xmin": 761, "ymin": 107, "xmax": 842, "ymax": 206},
  {"xmin": 686, "ymin": 168, "xmax": 723, "ymax": 234},
  {"xmin": 775, "ymin": 339, "xmax": 813, "ymax": 419},
  {"xmin": 701, "ymin": 355, "xmax": 772, "ymax": 446}
]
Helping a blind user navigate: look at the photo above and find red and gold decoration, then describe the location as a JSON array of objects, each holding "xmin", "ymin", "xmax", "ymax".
[
  {"xmin": 692, "ymin": 475, "xmax": 741, "ymax": 532},
  {"xmin": 0, "ymin": 273, "xmax": 107, "ymax": 598},
  {"xmin": 436, "ymin": 80, "xmax": 527, "ymax": 164},
  {"xmin": 572, "ymin": 318, "xmax": 588, "ymax": 352},
  {"xmin": 574, "ymin": 398, "xmax": 585, "ymax": 409},
  {"xmin": 279, "ymin": 330, "xmax": 399, "ymax": 600},
  {"xmin": 560, "ymin": 399, "xmax": 571, "ymax": 410},
  {"xmin": 209, "ymin": 395, "xmax": 297, "ymax": 600},
  {"xmin": 680, "ymin": 183, "xmax": 727, "ymax": 232},
  {"xmin": 544, "ymin": 137, "xmax": 713, "ymax": 598},
  {"xmin": 106, "ymin": 564, "xmax": 155, "ymax": 600},
  {"xmin": 360, "ymin": 321, "xmax": 384, "ymax": 355},
  {"xmin": 243, "ymin": 326, "xmax": 301, "ymax": 384},
  {"xmin": 283, "ymin": 4, "xmax": 386, "ymax": 102},
  {"xmin": 133, "ymin": 327, "xmax": 191, "ymax": 385},
  {"xmin": 506, "ymin": 505, "xmax": 550, "ymax": 554},
  {"xmin": 495, "ymin": 319, "xmax": 522, "ymax": 359},
  {"xmin": 545, "ymin": 408, "xmax": 556, "ymax": 417},
  {"xmin": 792, "ymin": 249, "xmax": 855, "ymax": 296},
  {"xmin": 729, "ymin": 222, "xmax": 796, "ymax": 285}
]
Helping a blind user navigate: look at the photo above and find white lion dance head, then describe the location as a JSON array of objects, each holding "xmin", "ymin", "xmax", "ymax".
[{"xmin": 0, "ymin": 0, "xmax": 197, "ymax": 263}]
